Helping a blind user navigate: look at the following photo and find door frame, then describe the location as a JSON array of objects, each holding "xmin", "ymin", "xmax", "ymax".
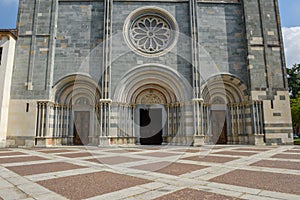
[
  {"xmin": 210, "ymin": 104, "xmax": 229, "ymax": 144},
  {"xmin": 71, "ymin": 105, "xmax": 94, "ymax": 145},
  {"xmin": 134, "ymin": 104, "xmax": 167, "ymax": 144}
]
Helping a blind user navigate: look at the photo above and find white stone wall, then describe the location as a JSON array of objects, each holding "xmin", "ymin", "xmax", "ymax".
[{"xmin": 0, "ymin": 35, "xmax": 16, "ymax": 147}]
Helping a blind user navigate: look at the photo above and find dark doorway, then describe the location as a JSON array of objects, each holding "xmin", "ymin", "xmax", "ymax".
[
  {"xmin": 140, "ymin": 108, "xmax": 163, "ymax": 145},
  {"xmin": 74, "ymin": 111, "xmax": 90, "ymax": 145},
  {"xmin": 211, "ymin": 110, "xmax": 227, "ymax": 144}
]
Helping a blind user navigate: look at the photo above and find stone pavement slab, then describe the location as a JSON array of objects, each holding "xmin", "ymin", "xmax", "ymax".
[
  {"xmin": 7, "ymin": 162, "xmax": 86, "ymax": 176},
  {"xmin": 250, "ymin": 160, "xmax": 300, "ymax": 170},
  {"xmin": 210, "ymin": 169, "xmax": 300, "ymax": 195},
  {"xmin": 0, "ymin": 145, "xmax": 299, "ymax": 200},
  {"xmin": 37, "ymin": 171, "xmax": 152, "ymax": 200},
  {"xmin": 153, "ymin": 188, "xmax": 242, "ymax": 200}
]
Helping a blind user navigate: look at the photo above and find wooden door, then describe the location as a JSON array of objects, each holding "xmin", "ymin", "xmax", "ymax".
[
  {"xmin": 74, "ymin": 111, "xmax": 90, "ymax": 145},
  {"xmin": 211, "ymin": 110, "xmax": 227, "ymax": 144},
  {"xmin": 140, "ymin": 108, "xmax": 163, "ymax": 145}
]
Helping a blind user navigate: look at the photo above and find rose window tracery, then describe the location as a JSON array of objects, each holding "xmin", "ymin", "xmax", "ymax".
[
  {"xmin": 123, "ymin": 7, "xmax": 178, "ymax": 57},
  {"xmin": 130, "ymin": 16, "xmax": 171, "ymax": 54}
]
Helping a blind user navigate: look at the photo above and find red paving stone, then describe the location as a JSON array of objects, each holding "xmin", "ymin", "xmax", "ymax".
[
  {"xmin": 86, "ymin": 156, "xmax": 144, "ymax": 165},
  {"xmin": 182, "ymin": 155, "xmax": 238, "ymax": 163},
  {"xmin": 213, "ymin": 151, "xmax": 257, "ymax": 156},
  {"xmin": 103, "ymin": 149, "xmax": 141, "ymax": 153},
  {"xmin": 37, "ymin": 171, "xmax": 152, "ymax": 200},
  {"xmin": 7, "ymin": 162, "xmax": 86, "ymax": 176},
  {"xmin": 185, "ymin": 149, "xmax": 203, "ymax": 153},
  {"xmin": 137, "ymin": 152, "xmax": 179, "ymax": 157},
  {"xmin": 0, "ymin": 151, "xmax": 27, "ymax": 156},
  {"xmin": 210, "ymin": 169, "xmax": 300, "ymax": 195},
  {"xmin": 285, "ymin": 149, "xmax": 300, "ymax": 153},
  {"xmin": 170, "ymin": 148, "xmax": 203, "ymax": 153},
  {"xmin": 58, "ymin": 152, "xmax": 101, "ymax": 158},
  {"xmin": 132, "ymin": 161, "xmax": 207, "ymax": 175},
  {"xmin": 0, "ymin": 149, "xmax": 11, "ymax": 151},
  {"xmin": 234, "ymin": 148, "xmax": 271, "ymax": 152},
  {"xmin": 250, "ymin": 160, "xmax": 300, "ymax": 170},
  {"xmin": 154, "ymin": 188, "xmax": 242, "ymax": 200},
  {"xmin": 0, "ymin": 156, "xmax": 48, "ymax": 164},
  {"xmin": 272, "ymin": 153, "xmax": 300, "ymax": 160},
  {"xmin": 38, "ymin": 149, "xmax": 78, "ymax": 154}
]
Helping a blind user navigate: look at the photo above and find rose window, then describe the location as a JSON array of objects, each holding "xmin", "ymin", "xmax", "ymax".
[
  {"xmin": 123, "ymin": 7, "xmax": 178, "ymax": 57},
  {"xmin": 130, "ymin": 16, "xmax": 171, "ymax": 54}
]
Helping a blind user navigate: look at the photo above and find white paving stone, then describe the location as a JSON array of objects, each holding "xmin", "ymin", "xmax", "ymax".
[{"xmin": 0, "ymin": 187, "xmax": 28, "ymax": 200}]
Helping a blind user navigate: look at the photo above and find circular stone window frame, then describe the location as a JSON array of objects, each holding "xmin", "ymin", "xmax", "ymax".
[{"xmin": 123, "ymin": 6, "xmax": 179, "ymax": 57}]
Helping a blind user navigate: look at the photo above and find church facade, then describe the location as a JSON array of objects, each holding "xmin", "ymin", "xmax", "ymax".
[{"xmin": 5, "ymin": 0, "xmax": 293, "ymax": 147}]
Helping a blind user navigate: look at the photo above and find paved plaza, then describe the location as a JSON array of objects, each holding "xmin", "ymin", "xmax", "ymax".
[{"xmin": 0, "ymin": 145, "xmax": 299, "ymax": 200}]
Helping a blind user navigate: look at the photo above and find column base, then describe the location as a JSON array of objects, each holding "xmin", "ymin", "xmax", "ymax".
[
  {"xmin": 193, "ymin": 135, "xmax": 205, "ymax": 146},
  {"xmin": 249, "ymin": 134, "xmax": 265, "ymax": 145}
]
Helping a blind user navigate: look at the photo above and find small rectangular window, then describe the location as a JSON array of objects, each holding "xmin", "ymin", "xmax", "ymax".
[
  {"xmin": 26, "ymin": 103, "xmax": 29, "ymax": 112},
  {"xmin": 0, "ymin": 47, "xmax": 3, "ymax": 65}
]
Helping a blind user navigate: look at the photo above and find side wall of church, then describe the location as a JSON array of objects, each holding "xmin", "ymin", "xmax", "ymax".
[
  {"xmin": 54, "ymin": 1, "xmax": 104, "ymax": 84},
  {"xmin": 243, "ymin": 0, "xmax": 293, "ymax": 144},
  {"xmin": 197, "ymin": 1, "xmax": 248, "ymax": 85}
]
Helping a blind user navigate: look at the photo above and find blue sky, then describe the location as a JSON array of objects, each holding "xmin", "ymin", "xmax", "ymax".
[{"xmin": 0, "ymin": 0, "xmax": 299, "ymax": 66}]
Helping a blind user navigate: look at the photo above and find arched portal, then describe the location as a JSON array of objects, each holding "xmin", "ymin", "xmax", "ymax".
[
  {"xmin": 35, "ymin": 74, "xmax": 101, "ymax": 146},
  {"xmin": 112, "ymin": 64, "xmax": 192, "ymax": 145},
  {"xmin": 201, "ymin": 74, "xmax": 251, "ymax": 144}
]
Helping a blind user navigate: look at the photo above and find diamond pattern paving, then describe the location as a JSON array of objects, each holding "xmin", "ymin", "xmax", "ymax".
[
  {"xmin": 0, "ymin": 152, "xmax": 27, "ymax": 156},
  {"xmin": 284, "ymin": 149, "xmax": 300, "ymax": 153},
  {"xmin": 38, "ymin": 149, "xmax": 78, "ymax": 154},
  {"xmin": 154, "ymin": 188, "xmax": 242, "ymax": 200},
  {"xmin": 1, "ymin": 146, "xmax": 299, "ymax": 200},
  {"xmin": 182, "ymin": 155, "xmax": 238, "ymax": 163},
  {"xmin": 37, "ymin": 171, "xmax": 152, "ymax": 200},
  {"xmin": 86, "ymin": 156, "xmax": 144, "ymax": 165},
  {"xmin": 137, "ymin": 152, "xmax": 179, "ymax": 157},
  {"xmin": 250, "ymin": 160, "xmax": 300, "ymax": 170},
  {"xmin": 0, "ymin": 156, "xmax": 48, "ymax": 164},
  {"xmin": 7, "ymin": 162, "xmax": 86, "ymax": 176},
  {"xmin": 213, "ymin": 151, "xmax": 257, "ymax": 156},
  {"xmin": 132, "ymin": 161, "xmax": 207, "ymax": 175},
  {"xmin": 234, "ymin": 148, "xmax": 271, "ymax": 152},
  {"xmin": 210, "ymin": 169, "xmax": 300, "ymax": 195},
  {"xmin": 103, "ymin": 149, "xmax": 142, "ymax": 153},
  {"xmin": 58, "ymin": 152, "xmax": 101, "ymax": 158},
  {"xmin": 272, "ymin": 153, "xmax": 300, "ymax": 160}
]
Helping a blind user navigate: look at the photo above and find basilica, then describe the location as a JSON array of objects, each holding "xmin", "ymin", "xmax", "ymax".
[{"xmin": 0, "ymin": 0, "xmax": 293, "ymax": 147}]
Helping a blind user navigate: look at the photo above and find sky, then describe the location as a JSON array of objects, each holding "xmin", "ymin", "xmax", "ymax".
[{"xmin": 0, "ymin": 0, "xmax": 299, "ymax": 67}]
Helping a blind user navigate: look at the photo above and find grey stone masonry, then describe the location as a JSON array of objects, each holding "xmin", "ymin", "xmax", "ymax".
[{"xmin": 243, "ymin": 0, "xmax": 287, "ymax": 94}]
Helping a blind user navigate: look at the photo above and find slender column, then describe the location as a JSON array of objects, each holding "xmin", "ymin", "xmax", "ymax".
[
  {"xmin": 255, "ymin": 101, "xmax": 260, "ymax": 134},
  {"xmin": 36, "ymin": 103, "xmax": 41, "ymax": 137},
  {"xmin": 131, "ymin": 105, "xmax": 135, "ymax": 138},
  {"xmin": 231, "ymin": 104, "xmax": 235, "ymax": 141},
  {"xmin": 237, "ymin": 104, "xmax": 240, "ymax": 138},
  {"xmin": 167, "ymin": 104, "xmax": 170, "ymax": 137},
  {"xmin": 100, "ymin": 0, "xmax": 113, "ymax": 140},
  {"xmin": 59, "ymin": 105, "xmax": 63, "ymax": 137},
  {"xmin": 258, "ymin": 101, "xmax": 263, "ymax": 134},
  {"xmin": 66, "ymin": 106, "xmax": 70, "ymax": 137}
]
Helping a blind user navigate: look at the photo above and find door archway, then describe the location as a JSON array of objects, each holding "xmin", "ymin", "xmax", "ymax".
[
  {"xmin": 53, "ymin": 74, "xmax": 101, "ymax": 145},
  {"xmin": 112, "ymin": 64, "xmax": 193, "ymax": 145},
  {"xmin": 202, "ymin": 74, "xmax": 250, "ymax": 144}
]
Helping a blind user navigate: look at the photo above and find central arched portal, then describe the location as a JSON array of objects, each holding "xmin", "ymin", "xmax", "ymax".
[
  {"xmin": 134, "ymin": 87, "xmax": 168, "ymax": 145},
  {"xmin": 112, "ymin": 64, "xmax": 192, "ymax": 145}
]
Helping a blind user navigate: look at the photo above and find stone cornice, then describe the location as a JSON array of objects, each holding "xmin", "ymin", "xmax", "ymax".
[{"xmin": 0, "ymin": 29, "xmax": 18, "ymax": 40}]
